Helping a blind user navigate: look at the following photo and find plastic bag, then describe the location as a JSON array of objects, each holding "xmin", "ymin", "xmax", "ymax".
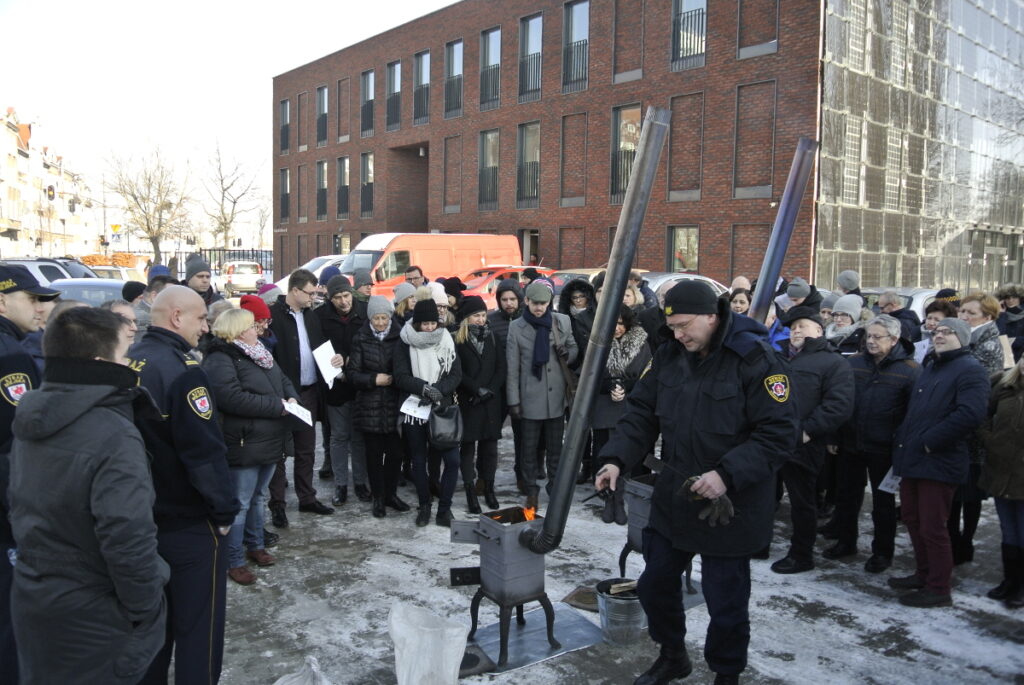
[
  {"xmin": 272, "ymin": 656, "xmax": 333, "ymax": 685},
  {"xmin": 389, "ymin": 601, "xmax": 469, "ymax": 685}
]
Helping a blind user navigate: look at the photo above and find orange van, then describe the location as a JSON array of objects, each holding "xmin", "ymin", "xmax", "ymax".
[{"xmin": 338, "ymin": 233, "xmax": 522, "ymax": 299}]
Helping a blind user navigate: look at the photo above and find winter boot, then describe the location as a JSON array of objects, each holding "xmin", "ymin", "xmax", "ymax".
[
  {"xmin": 465, "ymin": 482, "xmax": 481, "ymax": 514},
  {"xmin": 613, "ymin": 487, "xmax": 628, "ymax": 526},
  {"xmin": 1006, "ymin": 546, "xmax": 1024, "ymax": 609},
  {"xmin": 601, "ymin": 494, "xmax": 615, "ymax": 524},
  {"xmin": 415, "ymin": 504, "xmax": 431, "ymax": 527},
  {"xmin": 483, "ymin": 480, "xmax": 500, "ymax": 510},
  {"xmin": 987, "ymin": 544, "xmax": 1019, "ymax": 600}
]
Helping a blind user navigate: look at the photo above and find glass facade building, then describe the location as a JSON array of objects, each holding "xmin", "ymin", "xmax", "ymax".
[{"xmin": 817, "ymin": 0, "xmax": 1024, "ymax": 291}]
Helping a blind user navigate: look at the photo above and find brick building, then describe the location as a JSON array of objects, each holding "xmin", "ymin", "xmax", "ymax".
[{"xmin": 272, "ymin": 0, "xmax": 1024, "ymax": 291}]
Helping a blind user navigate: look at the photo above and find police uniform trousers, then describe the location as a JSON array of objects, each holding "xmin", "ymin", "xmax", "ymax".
[
  {"xmin": 140, "ymin": 521, "xmax": 228, "ymax": 685},
  {"xmin": 0, "ymin": 544, "xmax": 17, "ymax": 683},
  {"xmin": 638, "ymin": 527, "xmax": 750, "ymax": 676}
]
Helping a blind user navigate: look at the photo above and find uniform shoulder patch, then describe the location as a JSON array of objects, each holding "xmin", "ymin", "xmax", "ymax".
[
  {"xmin": 764, "ymin": 374, "xmax": 790, "ymax": 402},
  {"xmin": 188, "ymin": 387, "xmax": 213, "ymax": 419},
  {"xmin": 640, "ymin": 359, "xmax": 653, "ymax": 378},
  {"xmin": 0, "ymin": 373, "xmax": 31, "ymax": 406}
]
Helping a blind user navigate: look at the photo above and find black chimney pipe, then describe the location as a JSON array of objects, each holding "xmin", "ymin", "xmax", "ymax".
[
  {"xmin": 520, "ymin": 106, "xmax": 671, "ymax": 554},
  {"xmin": 747, "ymin": 137, "xmax": 819, "ymax": 324}
]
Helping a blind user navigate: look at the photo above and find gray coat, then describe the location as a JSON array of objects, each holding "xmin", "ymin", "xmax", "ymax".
[
  {"xmin": 8, "ymin": 359, "xmax": 170, "ymax": 684},
  {"xmin": 506, "ymin": 312, "xmax": 578, "ymax": 420}
]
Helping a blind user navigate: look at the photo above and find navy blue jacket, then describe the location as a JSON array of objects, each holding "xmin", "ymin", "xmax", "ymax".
[
  {"xmin": 783, "ymin": 336, "xmax": 854, "ymax": 470},
  {"xmin": 891, "ymin": 308, "xmax": 922, "ymax": 343},
  {"xmin": 127, "ymin": 327, "xmax": 239, "ymax": 531},
  {"xmin": 893, "ymin": 348, "xmax": 989, "ymax": 484},
  {"xmin": 841, "ymin": 340, "xmax": 921, "ymax": 455},
  {"xmin": 0, "ymin": 315, "xmax": 41, "ymax": 545}
]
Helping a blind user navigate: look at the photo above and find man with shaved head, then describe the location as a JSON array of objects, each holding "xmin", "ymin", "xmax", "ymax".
[{"xmin": 127, "ymin": 285, "xmax": 239, "ymax": 684}]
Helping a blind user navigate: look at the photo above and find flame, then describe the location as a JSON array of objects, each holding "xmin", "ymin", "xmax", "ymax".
[{"xmin": 522, "ymin": 507, "xmax": 536, "ymax": 521}]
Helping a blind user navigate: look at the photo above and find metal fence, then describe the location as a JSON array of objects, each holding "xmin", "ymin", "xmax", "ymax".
[
  {"xmin": 610, "ymin": 149, "xmax": 637, "ymax": 205},
  {"xmin": 516, "ymin": 161, "xmax": 540, "ymax": 209},
  {"xmin": 480, "ymin": 64, "xmax": 500, "ymax": 111},
  {"xmin": 414, "ymin": 84, "xmax": 430, "ymax": 124},
  {"xmin": 518, "ymin": 53, "xmax": 541, "ymax": 103},
  {"xmin": 478, "ymin": 166, "xmax": 498, "ymax": 210},
  {"xmin": 337, "ymin": 185, "xmax": 349, "ymax": 219},
  {"xmin": 360, "ymin": 100, "xmax": 375, "ymax": 137},
  {"xmin": 562, "ymin": 39, "xmax": 589, "ymax": 93},
  {"xmin": 386, "ymin": 93, "xmax": 401, "ymax": 131},
  {"xmin": 444, "ymin": 74, "xmax": 464, "ymax": 118},
  {"xmin": 672, "ymin": 8, "xmax": 706, "ymax": 71},
  {"xmin": 360, "ymin": 182, "xmax": 374, "ymax": 218}
]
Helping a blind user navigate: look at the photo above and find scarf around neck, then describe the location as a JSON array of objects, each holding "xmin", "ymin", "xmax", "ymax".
[
  {"xmin": 468, "ymin": 323, "xmax": 489, "ymax": 355},
  {"xmin": 522, "ymin": 307, "xmax": 553, "ymax": 379},
  {"xmin": 400, "ymin": 321, "xmax": 455, "ymax": 384},
  {"xmin": 607, "ymin": 325, "xmax": 647, "ymax": 377},
  {"xmin": 234, "ymin": 339, "xmax": 274, "ymax": 369}
]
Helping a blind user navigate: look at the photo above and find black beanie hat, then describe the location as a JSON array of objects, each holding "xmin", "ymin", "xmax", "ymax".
[
  {"xmin": 122, "ymin": 281, "xmax": 146, "ymax": 302},
  {"xmin": 663, "ymin": 280, "xmax": 718, "ymax": 316},
  {"xmin": 784, "ymin": 305, "xmax": 824, "ymax": 329},
  {"xmin": 458, "ymin": 295, "xmax": 487, "ymax": 321},
  {"xmin": 413, "ymin": 298, "xmax": 439, "ymax": 324}
]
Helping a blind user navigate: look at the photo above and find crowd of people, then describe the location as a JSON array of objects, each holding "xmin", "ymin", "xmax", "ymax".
[{"xmin": 0, "ymin": 250, "xmax": 1021, "ymax": 684}]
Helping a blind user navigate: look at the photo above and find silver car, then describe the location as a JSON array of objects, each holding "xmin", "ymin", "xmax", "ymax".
[
  {"xmin": 859, "ymin": 287, "xmax": 938, "ymax": 320},
  {"xmin": 641, "ymin": 272, "xmax": 730, "ymax": 298}
]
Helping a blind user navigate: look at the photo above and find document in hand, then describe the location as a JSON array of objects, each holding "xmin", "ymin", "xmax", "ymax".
[
  {"xmin": 313, "ymin": 341, "xmax": 343, "ymax": 390},
  {"xmin": 284, "ymin": 401, "xmax": 314, "ymax": 426}
]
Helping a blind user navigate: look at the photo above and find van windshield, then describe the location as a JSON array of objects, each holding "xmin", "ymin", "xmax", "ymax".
[{"xmin": 340, "ymin": 251, "xmax": 383, "ymax": 273}]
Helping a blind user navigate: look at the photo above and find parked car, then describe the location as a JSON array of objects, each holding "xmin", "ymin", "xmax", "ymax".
[
  {"xmin": 461, "ymin": 265, "xmax": 555, "ymax": 309},
  {"xmin": 89, "ymin": 265, "xmax": 147, "ymax": 282},
  {"xmin": 860, "ymin": 287, "xmax": 938, "ymax": 320},
  {"xmin": 47, "ymin": 278, "xmax": 126, "ymax": 306},
  {"xmin": 642, "ymin": 272, "xmax": 729, "ymax": 298},
  {"xmin": 274, "ymin": 254, "xmax": 347, "ymax": 291},
  {"xmin": 0, "ymin": 258, "xmax": 97, "ymax": 285},
  {"xmin": 215, "ymin": 261, "xmax": 264, "ymax": 297}
]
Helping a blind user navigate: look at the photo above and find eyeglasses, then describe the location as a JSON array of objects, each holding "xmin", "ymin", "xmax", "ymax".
[
  {"xmin": 864, "ymin": 334, "xmax": 892, "ymax": 341},
  {"xmin": 300, "ymin": 288, "xmax": 316, "ymax": 297},
  {"xmin": 933, "ymin": 327, "xmax": 955, "ymax": 337},
  {"xmin": 666, "ymin": 317, "xmax": 701, "ymax": 332}
]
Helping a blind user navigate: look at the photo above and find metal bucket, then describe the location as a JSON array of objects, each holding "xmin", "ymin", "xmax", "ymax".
[{"xmin": 595, "ymin": 577, "xmax": 647, "ymax": 645}]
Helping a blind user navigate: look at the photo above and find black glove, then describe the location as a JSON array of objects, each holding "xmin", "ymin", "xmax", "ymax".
[
  {"xmin": 555, "ymin": 345, "xmax": 569, "ymax": 361},
  {"xmin": 422, "ymin": 384, "xmax": 443, "ymax": 404},
  {"xmin": 476, "ymin": 387, "xmax": 494, "ymax": 403},
  {"xmin": 508, "ymin": 404, "xmax": 522, "ymax": 420},
  {"xmin": 697, "ymin": 495, "xmax": 735, "ymax": 527}
]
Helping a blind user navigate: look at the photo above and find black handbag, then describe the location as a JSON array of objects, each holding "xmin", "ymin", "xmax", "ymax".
[{"xmin": 428, "ymin": 403, "xmax": 463, "ymax": 449}]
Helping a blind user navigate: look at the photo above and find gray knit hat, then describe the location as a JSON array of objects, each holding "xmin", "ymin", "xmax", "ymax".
[
  {"xmin": 832, "ymin": 294, "xmax": 863, "ymax": 320},
  {"xmin": 185, "ymin": 254, "xmax": 212, "ymax": 283},
  {"xmin": 326, "ymin": 275, "xmax": 353, "ymax": 299},
  {"xmin": 787, "ymin": 277, "xmax": 811, "ymax": 300},
  {"xmin": 392, "ymin": 282, "xmax": 416, "ymax": 304},
  {"xmin": 367, "ymin": 295, "xmax": 394, "ymax": 319},
  {"xmin": 820, "ymin": 292, "xmax": 839, "ymax": 311},
  {"xmin": 936, "ymin": 317, "xmax": 971, "ymax": 348},
  {"xmin": 354, "ymin": 269, "xmax": 373, "ymax": 289},
  {"xmin": 837, "ymin": 269, "xmax": 860, "ymax": 292}
]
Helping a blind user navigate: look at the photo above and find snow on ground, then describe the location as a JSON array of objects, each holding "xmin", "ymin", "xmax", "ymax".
[{"xmin": 220, "ymin": 427, "xmax": 1024, "ymax": 684}]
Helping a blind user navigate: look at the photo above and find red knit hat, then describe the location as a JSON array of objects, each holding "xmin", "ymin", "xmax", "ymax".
[{"xmin": 239, "ymin": 294, "xmax": 271, "ymax": 321}]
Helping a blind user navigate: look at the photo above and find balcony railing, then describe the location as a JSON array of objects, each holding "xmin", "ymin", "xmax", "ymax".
[
  {"xmin": 279, "ymin": 124, "xmax": 289, "ymax": 152},
  {"xmin": 337, "ymin": 185, "xmax": 349, "ymax": 219},
  {"xmin": 360, "ymin": 182, "xmax": 374, "ymax": 218},
  {"xmin": 444, "ymin": 74, "xmax": 463, "ymax": 119},
  {"xmin": 562, "ymin": 39, "xmax": 588, "ymax": 93},
  {"xmin": 516, "ymin": 161, "xmax": 539, "ymax": 208},
  {"xmin": 316, "ymin": 188, "xmax": 327, "ymax": 221},
  {"xmin": 480, "ymin": 64, "xmax": 500, "ymax": 111},
  {"xmin": 386, "ymin": 93, "xmax": 400, "ymax": 131},
  {"xmin": 414, "ymin": 84, "xmax": 430, "ymax": 125},
  {"xmin": 518, "ymin": 52, "xmax": 541, "ymax": 103},
  {"xmin": 360, "ymin": 101, "xmax": 374, "ymax": 137},
  {"xmin": 316, "ymin": 114, "xmax": 327, "ymax": 147},
  {"xmin": 610, "ymin": 148, "xmax": 636, "ymax": 205},
  {"xmin": 672, "ymin": 8, "xmax": 706, "ymax": 71},
  {"xmin": 279, "ymin": 193, "xmax": 290, "ymax": 220},
  {"xmin": 478, "ymin": 166, "xmax": 498, "ymax": 210}
]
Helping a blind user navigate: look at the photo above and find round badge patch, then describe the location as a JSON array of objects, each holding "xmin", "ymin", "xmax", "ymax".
[
  {"xmin": 764, "ymin": 374, "xmax": 790, "ymax": 403},
  {"xmin": 0, "ymin": 373, "xmax": 30, "ymax": 406},
  {"xmin": 188, "ymin": 387, "xmax": 213, "ymax": 419}
]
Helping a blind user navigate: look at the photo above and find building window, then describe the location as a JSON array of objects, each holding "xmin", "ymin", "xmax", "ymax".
[
  {"xmin": 669, "ymin": 225, "xmax": 699, "ymax": 272},
  {"xmin": 479, "ymin": 129, "xmax": 499, "ymax": 211},
  {"xmin": 337, "ymin": 157, "xmax": 350, "ymax": 220},
  {"xmin": 444, "ymin": 40, "xmax": 464, "ymax": 119},
  {"xmin": 296, "ymin": 165, "xmax": 306, "ymax": 222},
  {"xmin": 519, "ymin": 14, "xmax": 542, "ymax": 103},
  {"xmin": 386, "ymin": 61, "xmax": 401, "ymax": 131},
  {"xmin": 480, "ymin": 27, "xmax": 501, "ymax": 111},
  {"xmin": 516, "ymin": 122, "xmax": 540, "ymax": 209},
  {"xmin": 279, "ymin": 99, "xmax": 290, "ymax": 153},
  {"xmin": 414, "ymin": 51, "xmax": 431, "ymax": 125},
  {"xmin": 297, "ymin": 234, "xmax": 306, "ymax": 266},
  {"xmin": 611, "ymin": 104, "xmax": 641, "ymax": 204},
  {"xmin": 563, "ymin": 1, "xmax": 589, "ymax": 93},
  {"xmin": 360, "ymin": 153, "xmax": 374, "ymax": 218},
  {"xmin": 297, "ymin": 92, "xmax": 307, "ymax": 150},
  {"xmin": 316, "ymin": 86, "xmax": 328, "ymax": 147},
  {"xmin": 360, "ymin": 70, "xmax": 375, "ymax": 137},
  {"xmin": 672, "ymin": 0, "xmax": 706, "ymax": 71},
  {"xmin": 316, "ymin": 160, "xmax": 328, "ymax": 221},
  {"xmin": 279, "ymin": 168, "xmax": 290, "ymax": 221}
]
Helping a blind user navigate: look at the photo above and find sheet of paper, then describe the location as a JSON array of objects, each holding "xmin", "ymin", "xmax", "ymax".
[
  {"xmin": 284, "ymin": 401, "xmax": 313, "ymax": 426},
  {"xmin": 878, "ymin": 467, "xmax": 901, "ymax": 495},
  {"xmin": 400, "ymin": 395, "xmax": 432, "ymax": 420},
  {"xmin": 313, "ymin": 341, "xmax": 342, "ymax": 390}
]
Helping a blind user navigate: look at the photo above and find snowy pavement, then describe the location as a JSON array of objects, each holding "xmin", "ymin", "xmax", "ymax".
[{"xmin": 220, "ymin": 428, "xmax": 1024, "ymax": 684}]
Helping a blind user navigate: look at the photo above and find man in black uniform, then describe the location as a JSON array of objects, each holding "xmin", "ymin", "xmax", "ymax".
[
  {"xmin": 596, "ymin": 280, "xmax": 797, "ymax": 685},
  {"xmin": 128, "ymin": 285, "xmax": 239, "ymax": 685},
  {"xmin": 0, "ymin": 266, "xmax": 59, "ymax": 683}
]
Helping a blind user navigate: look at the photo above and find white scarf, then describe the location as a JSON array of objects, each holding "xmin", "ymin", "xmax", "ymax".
[{"xmin": 400, "ymin": 321, "xmax": 455, "ymax": 384}]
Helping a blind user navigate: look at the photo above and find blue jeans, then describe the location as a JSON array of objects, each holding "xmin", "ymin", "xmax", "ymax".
[
  {"xmin": 995, "ymin": 497, "xmax": 1024, "ymax": 547},
  {"xmin": 227, "ymin": 464, "xmax": 276, "ymax": 568},
  {"xmin": 327, "ymin": 403, "xmax": 367, "ymax": 488},
  {"xmin": 403, "ymin": 421, "xmax": 459, "ymax": 511}
]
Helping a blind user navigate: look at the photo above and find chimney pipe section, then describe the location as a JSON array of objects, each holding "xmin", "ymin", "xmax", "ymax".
[{"xmin": 521, "ymin": 106, "xmax": 671, "ymax": 554}]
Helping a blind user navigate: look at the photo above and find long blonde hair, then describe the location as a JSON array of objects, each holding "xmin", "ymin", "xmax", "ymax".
[
  {"xmin": 998, "ymin": 358, "xmax": 1024, "ymax": 388},
  {"xmin": 454, "ymin": 317, "xmax": 472, "ymax": 344}
]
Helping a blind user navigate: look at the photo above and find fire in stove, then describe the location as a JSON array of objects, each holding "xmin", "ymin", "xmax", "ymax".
[{"xmin": 451, "ymin": 506, "xmax": 560, "ymax": 667}]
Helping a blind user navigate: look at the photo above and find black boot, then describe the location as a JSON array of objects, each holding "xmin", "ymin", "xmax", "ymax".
[
  {"xmin": 613, "ymin": 487, "xmax": 627, "ymax": 526},
  {"xmin": 332, "ymin": 485, "xmax": 347, "ymax": 507},
  {"xmin": 988, "ymin": 544, "xmax": 1019, "ymax": 600},
  {"xmin": 601, "ymin": 495, "xmax": 615, "ymax": 524},
  {"xmin": 415, "ymin": 504, "xmax": 431, "ymax": 527},
  {"xmin": 1007, "ymin": 546, "xmax": 1024, "ymax": 609},
  {"xmin": 385, "ymin": 492, "xmax": 411, "ymax": 512},
  {"xmin": 483, "ymin": 480, "xmax": 499, "ymax": 510},
  {"xmin": 634, "ymin": 645, "xmax": 692, "ymax": 685},
  {"xmin": 371, "ymin": 497, "xmax": 386, "ymax": 518},
  {"xmin": 318, "ymin": 465, "xmax": 333, "ymax": 480},
  {"xmin": 465, "ymin": 483, "xmax": 481, "ymax": 514},
  {"xmin": 436, "ymin": 508, "xmax": 454, "ymax": 527}
]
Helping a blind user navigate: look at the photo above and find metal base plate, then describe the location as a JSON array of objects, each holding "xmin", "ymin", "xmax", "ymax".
[{"xmin": 468, "ymin": 603, "xmax": 603, "ymax": 673}]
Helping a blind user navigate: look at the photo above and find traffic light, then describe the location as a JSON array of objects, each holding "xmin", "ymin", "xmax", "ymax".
[{"xmin": 46, "ymin": 186, "xmax": 55, "ymax": 201}]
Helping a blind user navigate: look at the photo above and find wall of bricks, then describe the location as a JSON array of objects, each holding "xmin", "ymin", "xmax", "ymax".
[{"xmin": 272, "ymin": 0, "xmax": 821, "ymax": 286}]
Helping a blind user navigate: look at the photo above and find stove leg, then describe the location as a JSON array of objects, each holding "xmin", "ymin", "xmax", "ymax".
[
  {"xmin": 498, "ymin": 605, "xmax": 512, "ymax": 666},
  {"xmin": 468, "ymin": 588, "xmax": 484, "ymax": 641},
  {"xmin": 538, "ymin": 594, "xmax": 561, "ymax": 650},
  {"xmin": 618, "ymin": 542, "xmax": 633, "ymax": 577},
  {"xmin": 515, "ymin": 604, "xmax": 525, "ymax": 626}
]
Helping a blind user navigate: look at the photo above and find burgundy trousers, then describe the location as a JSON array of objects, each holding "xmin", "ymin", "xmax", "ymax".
[{"xmin": 899, "ymin": 477, "xmax": 955, "ymax": 595}]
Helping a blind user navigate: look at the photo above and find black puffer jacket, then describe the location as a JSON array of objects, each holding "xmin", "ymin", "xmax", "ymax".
[
  {"xmin": 316, "ymin": 300, "xmax": 365, "ymax": 406},
  {"xmin": 783, "ymin": 336, "xmax": 854, "ymax": 470},
  {"xmin": 346, "ymin": 320, "xmax": 402, "ymax": 434},
  {"xmin": 456, "ymin": 327, "xmax": 506, "ymax": 442},
  {"xmin": 558, "ymin": 279, "xmax": 597, "ymax": 367},
  {"xmin": 891, "ymin": 308, "xmax": 923, "ymax": 343},
  {"xmin": 840, "ymin": 339, "xmax": 920, "ymax": 455},
  {"xmin": 487, "ymin": 278, "xmax": 523, "ymax": 356},
  {"xmin": 202, "ymin": 337, "xmax": 297, "ymax": 467}
]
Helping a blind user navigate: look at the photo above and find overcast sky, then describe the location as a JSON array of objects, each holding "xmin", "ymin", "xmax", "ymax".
[{"xmin": 2, "ymin": 0, "xmax": 455, "ymax": 211}]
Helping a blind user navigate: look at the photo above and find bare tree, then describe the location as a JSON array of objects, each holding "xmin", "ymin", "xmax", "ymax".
[
  {"xmin": 106, "ymin": 150, "xmax": 190, "ymax": 264},
  {"xmin": 256, "ymin": 204, "xmax": 271, "ymax": 250},
  {"xmin": 204, "ymin": 145, "xmax": 259, "ymax": 249}
]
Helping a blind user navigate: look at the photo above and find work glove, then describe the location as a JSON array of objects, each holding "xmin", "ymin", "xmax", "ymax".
[
  {"xmin": 508, "ymin": 404, "xmax": 522, "ymax": 420},
  {"xmin": 697, "ymin": 494, "xmax": 735, "ymax": 527},
  {"xmin": 476, "ymin": 387, "xmax": 494, "ymax": 402},
  {"xmin": 422, "ymin": 384, "xmax": 443, "ymax": 404}
]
